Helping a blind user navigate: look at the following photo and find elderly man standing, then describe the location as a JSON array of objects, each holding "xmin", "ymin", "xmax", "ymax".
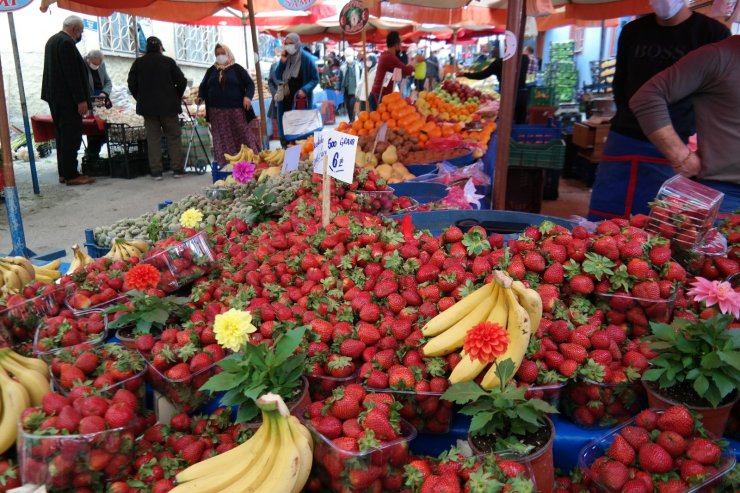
[
  {"xmin": 85, "ymin": 49, "xmax": 112, "ymax": 164},
  {"xmin": 41, "ymin": 15, "xmax": 95, "ymax": 186},
  {"xmin": 128, "ymin": 36, "xmax": 188, "ymax": 180},
  {"xmin": 630, "ymin": 36, "xmax": 740, "ymax": 215}
]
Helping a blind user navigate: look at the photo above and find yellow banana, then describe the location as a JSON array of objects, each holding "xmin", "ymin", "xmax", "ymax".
[
  {"xmin": 422, "ymin": 282, "xmax": 494, "ymax": 336},
  {"xmin": 448, "ymin": 283, "xmax": 509, "ymax": 384},
  {"xmin": 0, "ymin": 368, "xmax": 31, "ymax": 454},
  {"xmin": 219, "ymin": 414, "xmax": 281, "ymax": 493},
  {"xmin": 252, "ymin": 414, "xmax": 303, "ymax": 493},
  {"xmin": 422, "ymin": 294, "xmax": 495, "ymax": 357},
  {"xmin": 223, "ymin": 150, "xmax": 240, "ymax": 162},
  {"xmin": 174, "ymin": 416, "xmax": 268, "ymax": 485},
  {"xmin": 0, "ymin": 354, "xmax": 50, "ymax": 406},
  {"xmin": 0, "ymin": 264, "xmax": 22, "ymax": 293},
  {"xmin": 38, "ymin": 259, "xmax": 62, "ymax": 271},
  {"xmin": 287, "ymin": 417, "xmax": 313, "ymax": 493},
  {"xmin": 481, "ymin": 273, "xmax": 532, "ymax": 390},
  {"xmin": 4, "ymin": 257, "xmax": 35, "ymax": 281},
  {"xmin": 6, "ymin": 350, "xmax": 50, "ymax": 379},
  {"xmin": 511, "ymin": 280, "xmax": 543, "ymax": 334},
  {"xmin": 126, "ymin": 240, "xmax": 150, "ymax": 254},
  {"xmin": 6, "ymin": 263, "xmax": 33, "ymax": 286}
]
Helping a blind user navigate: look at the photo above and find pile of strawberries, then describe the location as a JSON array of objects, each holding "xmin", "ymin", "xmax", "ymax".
[
  {"xmin": 19, "ymin": 389, "xmax": 151, "ymax": 491},
  {"xmin": 0, "ymin": 282, "xmax": 72, "ymax": 351},
  {"xmin": 34, "ymin": 311, "xmax": 107, "ymax": 356},
  {"xmin": 49, "ymin": 343, "xmax": 146, "ymax": 399},
  {"xmin": 65, "ymin": 257, "xmax": 133, "ymax": 311},
  {"xmin": 585, "ymin": 405, "xmax": 730, "ymax": 493},
  {"xmin": 120, "ymin": 408, "xmax": 251, "ymax": 493},
  {"xmin": 0, "ymin": 458, "xmax": 21, "ymax": 492},
  {"xmin": 138, "ymin": 326, "xmax": 225, "ymax": 412},
  {"xmin": 305, "ymin": 384, "xmax": 412, "ymax": 492},
  {"xmin": 144, "ymin": 232, "xmax": 217, "ymax": 293},
  {"xmin": 401, "ymin": 448, "xmax": 536, "ymax": 493}
]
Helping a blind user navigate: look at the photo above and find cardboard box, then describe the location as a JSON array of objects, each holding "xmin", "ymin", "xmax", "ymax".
[{"xmin": 573, "ymin": 122, "xmax": 610, "ymax": 149}]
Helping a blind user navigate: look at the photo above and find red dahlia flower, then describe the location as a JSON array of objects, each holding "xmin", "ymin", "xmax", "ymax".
[
  {"xmin": 463, "ymin": 321, "xmax": 509, "ymax": 363},
  {"xmin": 124, "ymin": 263, "xmax": 161, "ymax": 291}
]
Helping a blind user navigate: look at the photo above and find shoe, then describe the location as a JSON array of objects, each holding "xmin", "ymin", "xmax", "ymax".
[
  {"xmin": 58, "ymin": 177, "xmax": 66, "ymax": 184},
  {"xmin": 66, "ymin": 175, "xmax": 95, "ymax": 186},
  {"xmin": 172, "ymin": 170, "xmax": 186, "ymax": 178},
  {"xmin": 152, "ymin": 174, "xmax": 163, "ymax": 181}
]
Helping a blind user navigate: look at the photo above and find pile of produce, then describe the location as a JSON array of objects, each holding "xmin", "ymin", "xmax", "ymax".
[{"xmin": 93, "ymin": 107, "xmax": 145, "ymax": 127}]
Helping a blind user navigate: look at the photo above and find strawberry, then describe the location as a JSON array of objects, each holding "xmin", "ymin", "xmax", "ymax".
[
  {"xmin": 523, "ymin": 251, "xmax": 546, "ymax": 273},
  {"xmin": 649, "ymin": 244, "xmax": 672, "ymax": 266},
  {"xmin": 622, "ymin": 479, "xmax": 649, "ymax": 493},
  {"xmin": 680, "ymin": 459, "xmax": 707, "ymax": 483},
  {"xmin": 515, "ymin": 360, "xmax": 539, "ymax": 384},
  {"xmin": 638, "ymin": 443, "xmax": 673, "ymax": 473},
  {"xmin": 361, "ymin": 409, "xmax": 397, "ymax": 440},
  {"xmin": 327, "ymin": 355, "xmax": 355, "ymax": 378},
  {"xmin": 634, "ymin": 409, "xmax": 658, "ymax": 431},
  {"xmin": 74, "ymin": 352, "xmax": 99, "ymax": 375},
  {"xmin": 685, "ymin": 437, "xmax": 721, "ymax": 465},
  {"xmin": 358, "ymin": 324, "xmax": 381, "ymax": 345},
  {"xmin": 656, "ymin": 479, "xmax": 689, "ymax": 493},
  {"xmin": 626, "ymin": 259, "xmax": 650, "ymax": 279},
  {"xmin": 656, "ymin": 405, "xmax": 694, "ymax": 437},
  {"xmin": 559, "ymin": 343, "xmax": 587, "ymax": 364},
  {"xmin": 170, "ymin": 413, "xmax": 191, "ymax": 432},
  {"xmin": 165, "ymin": 363, "xmax": 191, "ymax": 381},
  {"xmin": 558, "ymin": 359, "xmax": 578, "ymax": 378},
  {"xmin": 443, "ymin": 226, "xmax": 463, "ymax": 244},
  {"xmin": 366, "ymin": 370, "xmax": 388, "ymax": 388},
  {"xmin": 42, "ymin": 392, "xmax": 70, "ymax": 416},
  {"xmin": 104, "ymin": 402, "xmax": 134, "ymax": 429},
  {"xmin": 56, "ymin": 405, "xmax": 82, "ymax": 433},
  {"xmin": 181, "ymin": 441, "xmax": 206, "ymax": 465},
  {"xmin": 620, "ymin": 426, "xmax": 650, "ymax": 450},
  {"xmin": 374, "ymin": 279, "xmax": 398, "ymax": 298},
  {"xmin": 340, "ymin": 339, "xmax": 366, "ymax": 359},
  {"xmin": 656, "ymin": 431, "xmax": 686, "ymax": 458},
  {"xmin": 359, "ymin": 303, "xmax": 381, "ymax": 323},
  {"xmin": 607, "ymin": 435, "xmax": 635, "ymax": 465},
  {"xmin": 59, "ymin": 363, "xmax": 86, "ymax": 389},
  {"xmin": 569, "ymin": 275, "xmax": 594, "ymax": 295},
  {"xmin": 388, "ymin": 366, "xmax": 415, "ymax": 389},
  {"xmin": 598, "ymin": 460, "xmax": 629, "ymax": 491},
  {"xmin": 189, "ymin": 353, "xmax": 213, "ymax": 373},
  {"xmin": 313, "ymin": 415, "xmax": 342, "ymax": 439},
  {"xmin": 542, "ymin": 263, "xmax": 565, "ymax": 284}
]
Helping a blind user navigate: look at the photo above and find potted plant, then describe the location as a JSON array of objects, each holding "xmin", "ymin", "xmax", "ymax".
[
  {"xmin": 200, "ymin": 325, "xmax": 309, "ymax": 424},
  {"xmin": 442, "ymin": 359, "xmax": 558, "ymax": 493},
  {"xmin": 104, "ymin": 291, "xmax": 191, "ymax": 348},
  {"xmin": 642, "ymin": 313, "xmax": 740, "ymax": 436}
]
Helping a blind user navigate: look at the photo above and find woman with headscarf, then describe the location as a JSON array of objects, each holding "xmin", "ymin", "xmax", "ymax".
[
  {"xmin": 197, "ymin": 43, "xmax": 260, "ymax": 166},
  {"xmin": 275, "ymin": 33, "xmax": 320, "ymax": 145}
]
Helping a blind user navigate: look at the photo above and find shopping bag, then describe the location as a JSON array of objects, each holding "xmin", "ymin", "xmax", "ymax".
[
  {"xmin": 283, "ymin": 95, "xmax": 323, "ymax": 141},
  {"xmin": 320, "ymin": 101, "xmax": 336, "ymax": 125}
]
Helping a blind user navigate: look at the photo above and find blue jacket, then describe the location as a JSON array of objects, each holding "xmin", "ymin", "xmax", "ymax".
[{"xmin": 276, "ymin": 50, "xmax": 319, "ymax": 109}]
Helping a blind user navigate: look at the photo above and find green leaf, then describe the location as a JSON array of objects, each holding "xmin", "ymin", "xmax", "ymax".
[
  {"xmin": 199, "ymin": 371, "xmax": 240, "ymax": 392},
  {"xmin": 692, "ymin": 374, "xmax": 709, "ymax": 397},
  {"xmin": 469, "ymin": 411, "xmax": 494, "ymax": 435},
  {"xmin": 441, "ymin": 381, "xmax": 488, "ymax": 405},
  {"xmin": 273, "ymin": 326, "xmax": 307, "ymax": 365},
  {"xmin": 236, "ymin": 404, "xmax": 259, "ymax": 424},
  {"xmin": 712, "ymin": 372, "xmax": 735, "ymax": 400},
  {"xmin": 651, "ymin": 323, "xmax": 676, "ymax": 341},
  {"xmin": 642, "ymin": 368, "xmax": 665, "ymax": 382},
  {"xmin": 717, "ymin": 351, "xmax": 740, "ymax": 372},
  {"xmin": 494, "ymin": 359, "xmax": 516, "ymax": 388}
]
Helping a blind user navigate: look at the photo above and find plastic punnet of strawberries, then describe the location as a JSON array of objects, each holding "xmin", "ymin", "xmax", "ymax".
[
  {"xmin": 304, "ymin": 384, "xmax": 414, "ymax": 493},
  {"xmin": 49, "ymin": 343, "xmax": 146, "ymax": 402},
  {"xmin": 65, "ymin": 257, "xmax": 133, "ymax": 312},
  {"xmin": 18, "ymin": 389, "xmax": 152, "ymax": 491},
  {"xmin": 34, "ymin": 311, "xmax": 107, "ymax": 359},
  {"xmin": 0, "ymin": 283, "xmax": 73, "ymax": 351},
  {"xmin": 580, "ymin": 405, "xmax": 735, "ymax": 493}
]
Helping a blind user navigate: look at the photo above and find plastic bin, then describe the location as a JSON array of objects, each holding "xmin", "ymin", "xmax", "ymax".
[
  {"xmin": 211, "ymin": 162, "xmax": 232, "ymax": 183},
  {"xmin": 83, "ymin": 228, "xmax": 111, "ymax": 258},
  {"xmin": 596, "ymin": 290, "xmax": 676, "ymax": 329},
  {"xmin": 527, "ymin": 106, "xmax": 557, "ymax": 125},
  {"xmin": 509, "ymin": 125, "xmax": 566, "ymax": 170},
  {"xmin": 386, "ymin": 210, "xmax": 573, "ymax": 237},
  {"xmin": 357, "ymin": 190, "xmax": 395, "ymax": 214},
  {"xmin": 529, "ymin": 86, "xmax": 556, "ymax": 107},
  {"xmin": 406, "ymin": 164, "xmax": 437, "ymax": 176},
  {"xmin": 306, "ymin": 373, "xmax": 358, "ymax": 402},
  {"xmin": 389, "ymin": 183, "xmax": 447, "ymax": 204}
]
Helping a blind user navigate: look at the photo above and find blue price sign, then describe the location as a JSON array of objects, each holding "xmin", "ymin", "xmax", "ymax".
[
  {"xmin": 83, "ymin": 19, "xmax": 98, "ymax": 32},
  {"xmin": 277, "ymin": 0, "xmax": 317, "ymax": 11},
  {"xmin": 0, "ymin": 0, "xmax": 34, "ymax": 12}
]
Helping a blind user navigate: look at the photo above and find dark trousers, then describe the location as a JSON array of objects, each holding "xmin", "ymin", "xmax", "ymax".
[
  {"xmin": 144, "ymin": 115, "xmax": 183, "ymax": 175},
  {"xmin": 344, "ymin": 91, "xmax": 356, "ymax": 122},
  {"xmin": 85, "ymin": 135, "xmax": 106, "ymax": 159},
  {"xmin": 368, "ymin": 93, "xmax": 379, "ymax": 112},
  {"xmin": 48, "ymin": 102, "xmax": 82, "ymax": 180}
]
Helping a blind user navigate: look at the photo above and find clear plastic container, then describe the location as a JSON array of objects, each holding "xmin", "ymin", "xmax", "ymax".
[
  {"xmin": 357, "ymin": 190, "xmax": 396, "ymax": 215},
  {"xmin": 114, "ymin": 324, "xmax": 162, "ymax": 350},
  {"xmin": 525, "ymin": 382, "xmax": 567, "ymax": 408},
  {"xmin": 578, "ymin": 412, "xmax": 736, "ymax": 493},
  {"xmin": 142, "ymin": 357, "xmax": 218, "ymax": 413},
  {"xmin": 672, "ymin": 228, "xmax": 729, "ymax": 277},
  {"xmin": 306, "ymin": 418, "xmax": 416, "ymax": 492},
  {"xmin": 646, "ymin": 175, "xmax": 724, "ymax": 249},
  {"xmin": 382, "ymin": 197, "xmax": 420, "ymax": 217},
  {"xmin": 33, "ymin": 312, "xmax": 108, "ymax": 361},
  {"xmin": 0, "ymin": 284, "xmax": 74, "ymax": 348},
  {"xmin": 65, "ymin": 293, "xmax": 128, "ymax": 317},
  {"xmin": 49, "ymin": 344, "xmax": 146, "ymax": 404},
  {"xmin": 144, "ymin": 231, "xmax": 216, "ymax": 293},
  {"xmin": 17, "ymin": 423, "xmax": 137, "ymax": 490},
  {"xmin": 596, "ymin": 289, "xmax": 676, "ymax": 326},
  {"xmin": 561, "ymin": 379, "xmax": 645, "ymax": 429},
  {"xmin": 306, "ymin": 372, "xmax": 358, "ymax": 401},
  {"xmin": 203, "ymin": 186, "xmax": 234, "ymax": 201},
  {"xmin": 364, "ymin": 386, "xmax": 453, "ymax": 434}
]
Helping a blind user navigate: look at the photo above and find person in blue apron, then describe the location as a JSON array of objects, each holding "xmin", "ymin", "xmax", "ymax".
[{"xmin": 587, "ymin": 0, "xmax": 730, "ymax": 221}]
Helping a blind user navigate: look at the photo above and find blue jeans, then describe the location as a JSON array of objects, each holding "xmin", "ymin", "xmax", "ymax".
[{"xmin": 696, "ymin": 179, "xmax": 740, "ymax": 216}]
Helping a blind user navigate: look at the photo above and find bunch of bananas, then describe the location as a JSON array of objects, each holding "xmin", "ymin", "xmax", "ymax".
[
  {"xmin": 223, "ymin": 144, "xmax": 256, "ymax": 170},
  {"xmin": 422, "ymin": 271, "xmax": 541, "ymax": 389},
  {"xmin": 0, "ymin": 348, "xmax": 50, "ymax": 454},
  {"xmin": 0, "ymin": 256, "xmax": 35, "ymax": 293},
  {"xmin": 172, "ymin": 393, "xmax": 312, "ymax": 493},
  {"xmin": 67, "ymin": 244, "xmax": 95, "ymax": 274},
  {"xmin": 260, "ymin": 148, "xmax": 286, "ymax": 167},
  {"xmin": 32, "ymin": 259, "xmax": 62, "ymax": 284},
  {"xmin": 105, "ymin": 239, "xmax": 150, "ymax": 262}
]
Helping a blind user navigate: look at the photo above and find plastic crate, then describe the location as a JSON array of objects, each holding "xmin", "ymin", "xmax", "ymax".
[
  {"xmin": 390, "ymin": 183, "xmax": 447, "ymax": 204},
  {"xmin": 505, "ymin": 167, "xmax": 545, "ymax": 213},
  {"xmin": 211, "ymin": 162, "xmax": 232, "ymax": 183},
  {"xmin": 106, "ymin": 123, "xmax": 146, "ymax": 145},
  {"xmin": 527, "ymin": 106, "xmax": 557, "ymax": 125},
  {"xmin": 529, "ymin": 86, "xmax": 556, "ymax": 107},
  {"xmin": 108, "ymin": 149, "xmax": 147, "ymax": 179},
  {"xmin": 81, "ymin": 156, "xmax": 110, "ymax": 177},
  {"xmin": 509, "ymin": 125, "xmax": 566, "ymax": 170},
  {"xmin": 84, "ymin": 229, "xmax": 110, "ymax": 258}
]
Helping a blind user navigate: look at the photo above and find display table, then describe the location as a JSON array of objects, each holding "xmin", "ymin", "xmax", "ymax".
[
  {"xmin": 313, "ymin": 89, "xmax": 344, "ymax": 111},
  {"xmin": 30, "ymin": 115, "xmax": 106, "ymax": 143}
]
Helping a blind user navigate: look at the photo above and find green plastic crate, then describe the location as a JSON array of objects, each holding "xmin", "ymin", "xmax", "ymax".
[
  {"xmin": 529, "ymin": 87, "xmax": 556, "ymax": 107},
  {"xmin": 509, "ymin": 139, "xmax": 566, "ymax": 170}
]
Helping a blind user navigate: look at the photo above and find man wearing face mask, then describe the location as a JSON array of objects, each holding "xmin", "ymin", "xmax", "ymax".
[
  {"xmin": 370, "ymin": 31, "xmax": 414, "ymax": 111},
  {"xmin": 587, "ymin": 0, "xmax": 730, "ymax": 220},
  {"xmin": 84, "ymin": 50, "xmax": 112, "ymax": 166},
  {"xmin": 41, "ymin": 15, "xmax": 95, "ymax": 186},
  {"xmin": 339, "ymin": 48, "xmax": 362, "ymax": 123}
]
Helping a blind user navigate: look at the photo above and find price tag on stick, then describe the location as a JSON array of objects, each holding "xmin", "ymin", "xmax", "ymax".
[
  {"xmin": 370, "ymin": 122, "xmax": 388, "ymax": 159},
  {"xmin": 313, "ymin": 130, "xmax": 358, "ymax": 184}
]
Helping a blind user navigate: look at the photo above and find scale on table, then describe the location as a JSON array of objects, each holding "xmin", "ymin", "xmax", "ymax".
[{"xmin": 554, "ymin": 102, "xmax": 582, "ymax": 130}]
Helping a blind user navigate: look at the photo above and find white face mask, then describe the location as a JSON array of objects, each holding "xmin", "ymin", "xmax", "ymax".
[
  {"xmin": 285, "ymin": 44, "xmax": 297, "ymax": 55},
  {"xmin": 88, "ymin": 62, "xmax": 100, "ymax": 70},
  {"xmin": 346, "ymin": 56, "xmax": 354, "ymax": 63},
  {"xmin": 650, "ymin": 0, "xmax": 684, "ymax": 20},
  {"xmin": 216, "ymin": 54, "xmax": 228, "ymax": 65}
]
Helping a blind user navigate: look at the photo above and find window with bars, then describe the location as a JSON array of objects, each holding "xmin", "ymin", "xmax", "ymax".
[
  {"xmin": 174, "ymin": 24, "xmax": 219, "ymax": 66},
  {"xmin": 99, "ymin": 13, "xmax": 139, "ymax": 55}
]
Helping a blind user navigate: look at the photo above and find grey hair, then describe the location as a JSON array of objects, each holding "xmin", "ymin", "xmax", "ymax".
[
  {"xmin": 63, "ymin": 15, "xmax": 83, "ymax": 29},
  {"xmin": 87, "ymin": 49, "xmax": 104, "ymax": 61}
]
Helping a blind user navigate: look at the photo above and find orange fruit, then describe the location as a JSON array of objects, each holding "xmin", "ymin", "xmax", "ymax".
[{"xmin": 358, "ymin": 111, "xmax": 369, "ymax": 122}]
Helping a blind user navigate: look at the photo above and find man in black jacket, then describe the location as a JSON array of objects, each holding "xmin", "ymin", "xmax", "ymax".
[
  {"xmin": 128, "ymin": 37, "xmax": 187, "ymax": 180},
  {"xmin": 41, "ymin": 15, "xmax": 95, "ymax": 186}
]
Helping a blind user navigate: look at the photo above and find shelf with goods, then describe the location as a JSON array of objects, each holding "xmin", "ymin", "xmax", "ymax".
[
  {"xmin": 1, "ymin": 118, "xmax": 740, "ymax": 491},
  {"xmin": 545, "ymin": 41, "xmax": 578, "ymax": 104}
]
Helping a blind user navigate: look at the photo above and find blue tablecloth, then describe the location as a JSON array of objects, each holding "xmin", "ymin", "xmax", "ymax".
[{"xmin": 313, "ymin": 89, "xmax": 344, "ymax": 111}]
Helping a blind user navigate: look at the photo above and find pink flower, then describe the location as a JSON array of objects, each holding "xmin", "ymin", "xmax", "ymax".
[
  {"xmin": 687, "ymin": 277, "xmax": 740, "ymax": 319},
  {"xmin": 233, "ymin": 161, "xmax": 256, "ymax": 184}
]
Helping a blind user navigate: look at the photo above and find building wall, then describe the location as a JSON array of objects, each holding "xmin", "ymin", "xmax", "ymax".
[{"xmin": 0, "ymin": 5, "xmax": 253, "ymax": 126}]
